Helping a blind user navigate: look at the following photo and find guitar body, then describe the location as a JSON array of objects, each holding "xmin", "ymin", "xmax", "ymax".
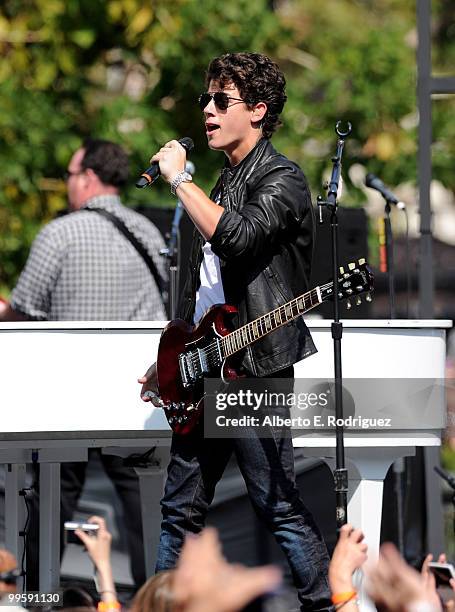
[
  {"xmin": 155, "ymin": 259, "xmax": 373, "ymax": 435},
  {"xmin": 156, "ymin": 304, "xmax": 239, "ymax": 434}
]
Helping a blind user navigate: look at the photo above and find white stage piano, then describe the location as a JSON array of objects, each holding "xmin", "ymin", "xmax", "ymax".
[{"xmin": 0, "ymin": 319, "xmax": 451, "ymax": 609}]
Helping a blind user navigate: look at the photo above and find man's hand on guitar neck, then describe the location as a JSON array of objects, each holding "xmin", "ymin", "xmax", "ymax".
[{"xmin": 138, "ymin": 363, "xmax": 163, "ymax": 407}]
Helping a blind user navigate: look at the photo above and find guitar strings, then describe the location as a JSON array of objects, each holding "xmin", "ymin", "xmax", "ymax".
[
  {"xmin": 191, "ymin": 285, "xmax": 326, "ymax": 366},
  {"xmin": 186, "ymin": 285, "xmax": 331, "ymax": 369}
]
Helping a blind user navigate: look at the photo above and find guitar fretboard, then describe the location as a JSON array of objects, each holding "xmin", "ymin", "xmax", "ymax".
[{"xmin": 221, "ymin": 287, "xmax": 322, "ymax": 357}]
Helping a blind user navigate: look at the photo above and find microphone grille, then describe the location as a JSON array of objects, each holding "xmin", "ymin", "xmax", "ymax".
[
  {"xmin": 185, "ymin": 161, "xmax": 196, "ymax": 175},
  {"xmin": 178, "ymin": 137, "xmax": 194, "ymax": 153}
]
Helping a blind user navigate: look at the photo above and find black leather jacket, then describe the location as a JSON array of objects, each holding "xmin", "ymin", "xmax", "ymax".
[{"xmin": 178, "ymin": 138, "xmax": 317, "ymax": 377}]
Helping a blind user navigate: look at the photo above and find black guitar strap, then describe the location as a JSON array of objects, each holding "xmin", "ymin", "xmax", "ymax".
[{"xmin": 86, "ymin": 207, "xmax": 165, "ymax": 292}]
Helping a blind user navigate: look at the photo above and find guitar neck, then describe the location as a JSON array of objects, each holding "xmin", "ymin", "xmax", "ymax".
[{"xmin": 221, "ymin": 286, "xmax": 322, "ymax": 357}]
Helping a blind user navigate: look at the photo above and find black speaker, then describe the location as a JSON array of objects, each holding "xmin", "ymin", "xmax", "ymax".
[{"xmin": 310, "ymin": 206, "xmax": 370, "ymax": 318}]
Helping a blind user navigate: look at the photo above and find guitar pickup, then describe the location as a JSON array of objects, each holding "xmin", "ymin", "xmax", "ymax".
[
  {"xmin": 197, "ymin": 348, "xmax": 209, "ymax": 373},
  {"xmin": 179, "ymin": 352, "xmax": 194, "ymax": 388}
]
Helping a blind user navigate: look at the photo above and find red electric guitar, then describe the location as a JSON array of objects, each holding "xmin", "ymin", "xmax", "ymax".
[{"xmin": 156, "ymin": 259, "xmax": 373, "ymax": 434}]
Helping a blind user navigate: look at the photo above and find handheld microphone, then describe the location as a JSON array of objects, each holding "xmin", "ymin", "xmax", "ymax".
[
  {"xmin": 135, "ymin": 137, "xmax": 194, "ymax": 188},
  {"xmin": 185, "ymin": 160, "xmax": 195, "ymax": 175},
  {"xmin": 365, "ymin": 173, "xmax": 405, "ymax": 210}
]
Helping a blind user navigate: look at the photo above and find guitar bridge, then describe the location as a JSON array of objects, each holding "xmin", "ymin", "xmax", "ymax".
[
  {"xmin": 179, "ymin": 350, "xmax": 206, "ymax": 388},
  {"xmin": 178, "ymin": 340, "xmax": 223, "ymax": 389}
]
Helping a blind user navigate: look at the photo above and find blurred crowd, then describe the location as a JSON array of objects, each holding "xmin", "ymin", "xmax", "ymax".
[{"xmin": 1, "ymin": 516, "xmax": 455, "ymax": 612}]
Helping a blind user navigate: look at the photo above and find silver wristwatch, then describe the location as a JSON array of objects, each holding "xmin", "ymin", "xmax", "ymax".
[{"xmin": 170, "ymin": 171, "xmax": 192, "ymax": 195}]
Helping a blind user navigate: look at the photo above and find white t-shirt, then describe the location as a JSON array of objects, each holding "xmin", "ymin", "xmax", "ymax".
[{"xmin": 193, "ymin": 241, "xmax": 226, "ymax": 323}]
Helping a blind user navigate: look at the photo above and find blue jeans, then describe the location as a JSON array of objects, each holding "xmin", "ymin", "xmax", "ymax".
[{"xmin": 156, "ymin": 370, "xmax": 333, "ymax": 611}]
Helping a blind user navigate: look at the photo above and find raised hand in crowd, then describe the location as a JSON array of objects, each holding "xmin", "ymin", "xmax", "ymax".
[
  {"xmin": 328, "ymin": 524, "xmax": 368, "ymax": 611},
  {"xmin": 366, "ymin": 542, "xmax": 442, "ymax": 612},
  {"xmin": 421, "ymin": 553, "xmax": 455, "ymax": 611},
  {"xmin": 171, "ymin": 527, "xmax": 281, "ymax": 612},
  {"xmin": 75, "ymin": 516, "xmax": 118, "ymax": 606}
]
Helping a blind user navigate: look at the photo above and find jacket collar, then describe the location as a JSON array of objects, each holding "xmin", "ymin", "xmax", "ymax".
[{"xmin": 224, "ymin": 137, "xmax": 271, "ymax": 175}]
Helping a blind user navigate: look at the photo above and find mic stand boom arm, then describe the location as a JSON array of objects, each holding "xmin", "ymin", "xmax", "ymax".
[{"xmin": 317, "ymin": 120, "xmax": 352, "ymax": 530}]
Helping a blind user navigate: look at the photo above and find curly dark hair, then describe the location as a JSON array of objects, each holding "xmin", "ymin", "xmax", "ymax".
[
  {"xmin": 81, "ymin": 138, "xmax": 129, "ymax": 188},
  {"xmin": 205, "ymin": 52, "xmax": 287, "ymax": 139}
]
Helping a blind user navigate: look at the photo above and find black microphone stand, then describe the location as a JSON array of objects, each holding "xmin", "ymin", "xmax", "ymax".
[
  {"xmin": 317, "ymin": 121, "xmax": 352, "ymax": 529},
  {"xmin": 434, "ymin": 465, "xmax": 455, "ymax": 537},
  {"xmin": 161, "ymin": 201, "xmax": 184, "ymax": 319},
  {"xmin": 378, "ymin": 188, "xmax": 404, "ymax": 552},
  {"xmin": 383, "ymin": 202, "xmax": 396, "ymax": 319}
]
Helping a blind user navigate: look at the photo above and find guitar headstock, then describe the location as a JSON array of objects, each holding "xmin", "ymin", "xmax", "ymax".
[{"xmin": 320, "ymin": 258, "xmax": 374, "ymax": 308}]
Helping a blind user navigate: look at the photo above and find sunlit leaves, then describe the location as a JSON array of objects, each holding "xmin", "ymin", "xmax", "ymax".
[{"xmin": 0, "ymin": 0, "xmax": 453, "ymax": 296}]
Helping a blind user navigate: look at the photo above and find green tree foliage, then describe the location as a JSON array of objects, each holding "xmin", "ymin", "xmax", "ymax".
[{"xmin": 0, "ymin": 0, "xmax": 453, "ymax": 293}]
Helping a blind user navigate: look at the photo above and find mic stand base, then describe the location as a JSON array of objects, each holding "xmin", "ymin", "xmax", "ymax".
[{"xmin": 334, "ymin": 467, "xmax": 348, "ymax": 525}]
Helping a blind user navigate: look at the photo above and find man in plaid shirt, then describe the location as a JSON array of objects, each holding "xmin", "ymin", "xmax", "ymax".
[
  {"xmin": 1, "ymin": 138, "xmax": 167, "ymax": 588},
  {"xmin": 3, "ymin": 139, "xmax": 167, "ymax": 321}
]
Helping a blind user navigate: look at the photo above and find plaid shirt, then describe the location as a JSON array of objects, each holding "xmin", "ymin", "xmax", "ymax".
[{"xmin": 11, "ymin": 195, "xmax": 168, "ymax": 320}]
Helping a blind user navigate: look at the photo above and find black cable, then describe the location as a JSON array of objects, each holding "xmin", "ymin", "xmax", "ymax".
[
  {"xmin": 19, "ymin": 487, "xmax": 31, "ymax": 593},
  {"xmin": 21, "ymin": 454, "xmax": 40, "ymax": 592}
]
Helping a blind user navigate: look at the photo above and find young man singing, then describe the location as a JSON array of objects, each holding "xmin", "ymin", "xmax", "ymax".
[{"xmin": 139, "ymin": 52, "xmax": 332, "ymax": 610}]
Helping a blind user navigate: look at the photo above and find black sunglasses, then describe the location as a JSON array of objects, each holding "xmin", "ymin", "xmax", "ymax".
[
  {"xmin": 0, "ymin": 568, "xmax": 21, "ymax": 585},
  {"xmin": 198, "ymin": 92, "xmax": 245, "ymax": 111}
]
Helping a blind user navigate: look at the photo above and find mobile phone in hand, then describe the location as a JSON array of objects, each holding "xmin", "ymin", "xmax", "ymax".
[
  {"xmin": 428, "ymin": 561, "xmax": 455, "ymax": 586},
  {"xmin": 64, "ymin": 521, "xmax": 99, "ymax": 545}
]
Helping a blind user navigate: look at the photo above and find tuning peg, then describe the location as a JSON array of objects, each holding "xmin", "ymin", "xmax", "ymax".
[
  {"xmin": 348, "ymin": 262, "xmax": 355, "ymax": 270},
  {"xmin": 339, "ymin": 266, "xmax": 345, "ymax": 275},
  {"xmin": 346, "ymin": 299, "xmax": 352, "ymax": 309},
  {"xmin": 355, "ymin": 296, "xmax": 362, "ymax": 306},
  {"xmin": 346, "ymin": 288, "xmax": 353, "ymax": 295},
  {"xmin": 365, "ymin": 292, "xmax": 372, "ymax": 302},
  {"xmin": 358, "ymin": 258, "xmax": 365, "ymax": 265},
  {"xmin": 343, "ymin": 273, "xmax": 350, "ymax": 279},
  {"xmin": 356, "ymin": 285, "xmax": 364, "ymax": 291}
]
